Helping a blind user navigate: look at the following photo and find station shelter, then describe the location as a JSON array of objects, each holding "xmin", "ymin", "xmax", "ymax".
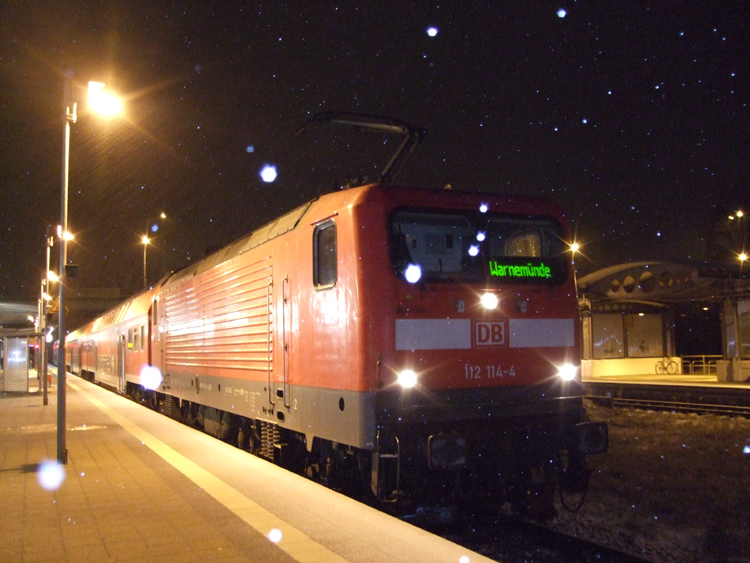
[
  {"xmin": 0, "ymin": 302, "xmax": 39, "ymax": 392},
  {"xmin": 576, "ymin": 262, "xmax": 750, "ymax": 382}
]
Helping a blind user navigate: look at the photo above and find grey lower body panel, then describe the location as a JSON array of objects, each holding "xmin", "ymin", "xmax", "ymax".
[{"xmin": 157, "ymin": 370, "xmax": 377, "ymax": 451}]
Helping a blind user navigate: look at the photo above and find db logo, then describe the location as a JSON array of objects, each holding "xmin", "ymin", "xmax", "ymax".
[{"xmin": 474, "ymin": 321, "xmax": 507, "ymax": 347}]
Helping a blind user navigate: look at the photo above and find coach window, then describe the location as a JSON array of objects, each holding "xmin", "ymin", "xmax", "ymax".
[
  {"xmin": 128, "ymin": 329, "xmax": 133, "ymax": 351},
  {"xmin": 313, "ymin": 221, "xmax": 337, "ymax": 290},
  {"xmin": 140, "ymin": 325, "xmax": 146, "ymax": 351}
]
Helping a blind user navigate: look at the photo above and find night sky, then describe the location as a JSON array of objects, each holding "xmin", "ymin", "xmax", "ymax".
[{"xmin": 1, "ymin": 2, "xmax": 749, "ymax": 302}]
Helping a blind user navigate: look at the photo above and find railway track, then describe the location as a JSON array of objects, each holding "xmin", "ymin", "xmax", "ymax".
[
  {"xmin": 411, "ymin": 511, "xmax": 653, "ymax": 563},
  {"xmin": 586, "ymin": 395, "xmax": 750, "ymax": 417},
  {"xmin": 583, "ymin": 381, "xmax": 750, "ymax": 418}
]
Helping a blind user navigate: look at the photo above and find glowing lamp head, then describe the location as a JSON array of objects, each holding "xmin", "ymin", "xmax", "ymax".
[
  {"xmin": 557, "ymin": 363, "xmax": 578, "ymax": 382},
  {"xmin": 397, "ymin": 369, "xmax": 418, "ymax": 389},
  {"xmin": 480, "ymin": 292, "xmax": 499, "ymax": 310},
  {"xmin": 404, "ymin": 263, "xmax": 422, "ymax": 283},
  {"xmin": 87, "ymin": 81, "xmax": 122, "ymax": 117}
]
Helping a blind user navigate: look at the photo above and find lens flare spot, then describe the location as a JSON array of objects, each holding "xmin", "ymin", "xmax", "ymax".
[
  {"xmin": 260, "ymin": 165, "xmax": 278, "ymax": 183},
  {"xmin": 268, "ymin": 528, "xmax": 283, "ymax": 543},
  {"xmin": 404, "ymin": 264, "xmax": 422, "ymax": 283},
  {"xmin": 479, "ymin": 203, "xmax": 488, "ymax": 213},
  {"xmin": 427, "ymin": 27, "xmax": 438, "ymax": 37},
  {"xmin": 37, "ymin": 460, "xmax": 66, "ymax": 491},
  {"xmin": 557, "ymin": 8, "xmax": 567, "ymax": 18},
  {"xmin": 468, "ymin": 245, "xmax": 480, "ymax": 257},
  {"xmin": 140, "ymin": 366, "xmax": 163, "ymax": 391}
]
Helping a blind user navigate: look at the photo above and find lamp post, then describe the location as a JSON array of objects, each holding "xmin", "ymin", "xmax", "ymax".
[
  {"xmin": 142, "ymin": 212, "xmax": 167, "ymax": 289},
  {"xmin": 41, "ymin": 229, "xmax": 54, "ymax": 406},
  {"xmin": 56, "ymin": 79, "xmax": 76, "ymax": 464},
  {"xmin": 57, "ymin": 78, "xmax": 122, "ymax": 465},
  {"xmin": 142, "ymin": 235, "xmax": 150, "ymax": 289}
]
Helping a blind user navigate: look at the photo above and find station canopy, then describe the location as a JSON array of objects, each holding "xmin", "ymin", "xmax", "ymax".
[
  {"xmin": 577, "ymin": 262, "xmax": 750, "ymax": 305},
  {"xmin": 0, "ymin": 302, "xmax": 38, "ymax": 337}
]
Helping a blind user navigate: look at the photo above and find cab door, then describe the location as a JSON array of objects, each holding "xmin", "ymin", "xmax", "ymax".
[
  {"xmin": 269, "ymin": 272, "xmax": 291, "ymax": 413},
  {"xmin": 117, "ymin": 334, "xmax": 126, "ymax": 393}
]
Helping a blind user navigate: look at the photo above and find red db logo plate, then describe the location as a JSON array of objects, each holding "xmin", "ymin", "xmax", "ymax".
[{"xmin": 474, "ymin": 321, "xmax": 507, "ymax": 347}]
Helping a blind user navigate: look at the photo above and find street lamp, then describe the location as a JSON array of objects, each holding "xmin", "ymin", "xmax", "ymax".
[
  {"xmin": 40, "ymin": 229, "xmax": 55, "ymax": 406},
  {"xmin": 57, "ymin": 78, "xmax": 122, "ymax": 464},
  {"xmin": 142, "ymin": 235, "xmax": 150, "ymax": 289},
  {"xmin": 143, "ymin": 212, "xmax": 167, "ymax": 289}
]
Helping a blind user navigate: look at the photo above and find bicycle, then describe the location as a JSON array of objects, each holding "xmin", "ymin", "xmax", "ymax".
[{"xmin": 655, "ymin": 357, "xmax": 678, "ymax": 375}]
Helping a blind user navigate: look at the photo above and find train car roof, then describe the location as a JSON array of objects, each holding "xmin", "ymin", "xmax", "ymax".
[
  {"xmin": 159, "ymin": 183, "xmax": 568, "ymax": 293},
  {"xmin": 68, "ymin": 287, "xmax": 158, "ymax": 341},
  {"xmin": 162, "ymin": 199, "xmax": 316, "ymax": 291}
]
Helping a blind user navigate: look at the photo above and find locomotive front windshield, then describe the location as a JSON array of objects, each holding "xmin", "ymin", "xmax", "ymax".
[{"xmin": 390, "ymin": 209, "xmax": 568, "ymax": 284}]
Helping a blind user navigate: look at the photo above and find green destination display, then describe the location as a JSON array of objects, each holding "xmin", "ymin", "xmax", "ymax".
[{"xmin": 489, "ymin": 260, "xmax": 552, "ymax": 278}]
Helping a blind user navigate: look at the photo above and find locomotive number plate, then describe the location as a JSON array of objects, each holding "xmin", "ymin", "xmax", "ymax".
[{"xmin": 464, "ymin": 363, "xmax": 516, "ymax": 380}]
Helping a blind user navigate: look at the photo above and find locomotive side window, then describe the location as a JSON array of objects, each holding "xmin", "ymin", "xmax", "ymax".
[{"xmin": 313, "ymin": 221, "xmax": 337, "ymax": 290}]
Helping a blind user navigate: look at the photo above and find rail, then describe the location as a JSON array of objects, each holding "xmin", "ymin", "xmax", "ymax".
[
  {"xmin": 583, "ymin": 380, "xmax": 750, "ymax": 418},
  {"xmin": 587, "ymin": 395, "xmax": 750, "ymax": 417},
  {"xmin": 681, "ymin": 354, "xmax": 722, "ymax": 375}
]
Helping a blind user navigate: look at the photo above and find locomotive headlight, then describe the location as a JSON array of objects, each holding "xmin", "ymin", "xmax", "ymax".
[
  {"xmin": 397, "ymin": 369, "xmax": 418, "ymax": 388},
  {"xmin": 480, "ymin": 292, "xmax": 499, "ymax": 310},
  {"xmin": 557, "ymin": 363, "xmax": 578, "ymax": 381}
]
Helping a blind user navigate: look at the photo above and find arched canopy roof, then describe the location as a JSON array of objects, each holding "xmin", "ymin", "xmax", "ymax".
[{"xmin": 578, "ymin": 262, "xmax": 750, "ymax": 304}]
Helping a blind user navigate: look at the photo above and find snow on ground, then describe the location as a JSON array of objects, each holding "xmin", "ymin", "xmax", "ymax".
[{"xmin": 549, "ymin": 400, "xmax": 750, "ymax": 563}]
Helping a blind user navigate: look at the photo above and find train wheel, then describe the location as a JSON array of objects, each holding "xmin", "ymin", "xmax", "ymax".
[{"xmin": 237, "ymin": 418, "xmax": 253, "ymax": 451}]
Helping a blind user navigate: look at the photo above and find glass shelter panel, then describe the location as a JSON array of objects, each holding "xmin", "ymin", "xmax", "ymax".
[
  {"xmin": 739, "ymin": 299, "xmax": 750, "ymax": 359},
  {"xmin": 627, "ymin": 314, "xmax": 663, "ymax": 358},
  {"xmin": 4, "ymin": 337, "xmax": 29, "ymax": 392},
  {"xmin": 592, "ymin": 314, "xmax": 624, "ymax": 359}
]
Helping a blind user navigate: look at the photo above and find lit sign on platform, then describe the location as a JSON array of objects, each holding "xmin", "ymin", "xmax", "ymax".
[{"xmin": 488, "ymin": 260, "xmax": 552, "ymax": 279}]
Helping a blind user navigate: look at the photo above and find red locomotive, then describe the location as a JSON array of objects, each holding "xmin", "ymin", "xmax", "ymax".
[{"xmin": 66, "ymin": 115, "xmax": 607, "ymax": 516}]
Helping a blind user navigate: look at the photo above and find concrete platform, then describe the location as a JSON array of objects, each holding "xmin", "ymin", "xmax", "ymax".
[{"xmin": 0, "ymin": 371, "xmax": 495, "ymax": 563}]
